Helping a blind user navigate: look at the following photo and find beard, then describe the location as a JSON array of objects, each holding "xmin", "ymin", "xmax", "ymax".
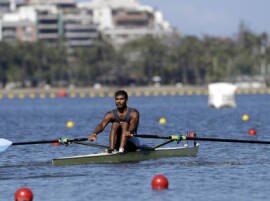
[{"xmin": 116, "ymin": 103, "xmax": 127, "ymax": 110}]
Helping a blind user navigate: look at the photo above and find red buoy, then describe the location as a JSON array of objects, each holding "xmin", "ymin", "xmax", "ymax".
[
  {"xmin": 151, "ymin": 175, "xmax": 169, "ymax": 190},
  {"xmin": 58, "ymin": 90, "xmax": 67, "ymax": 97},
  {"xmin": 248, "ymin": 128, "xmax": 257, "ymax": 136},
  {"xmin": 14, "ymin": 187, "xmax": 33, "ymax": 201}
]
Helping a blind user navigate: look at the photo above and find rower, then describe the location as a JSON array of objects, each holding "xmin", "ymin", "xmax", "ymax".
[{"xmin": 88, "ymin": 90, "xmax": 140, "ymax": 153}]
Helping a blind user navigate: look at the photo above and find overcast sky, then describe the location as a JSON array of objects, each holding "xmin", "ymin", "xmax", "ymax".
[{"xmin": 140, "ymin": 0, "xmax": 270, "ymax": 37}]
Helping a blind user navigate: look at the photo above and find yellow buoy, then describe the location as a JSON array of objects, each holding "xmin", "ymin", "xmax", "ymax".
[
  {"xmin": 242, "ymin": 114, "xmax": 249, "ymax": 121},
  {"xmin": 159, "ymin": 118, "xmax": 167, "ymax": 124},
  {"xmin": 66, "ymin": 121, "xmax": 75, "ymax": 128}
]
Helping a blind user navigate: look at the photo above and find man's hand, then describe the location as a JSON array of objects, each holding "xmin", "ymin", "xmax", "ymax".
[
  {"xmin": 88, "ymin": 133, "xmax": 97, "ymax": 141},
  {"xmin": 58, "ymin": 137, "xmax": 70, "ymax": 145},
  {"xmin": 124, "ymin": 131, "xmax": 134, "ymax": 137}
]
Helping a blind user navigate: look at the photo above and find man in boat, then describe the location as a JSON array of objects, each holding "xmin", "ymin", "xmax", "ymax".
[{"xmin": 88, "ymin": 90, "xmax": 140, "ymax": 153}]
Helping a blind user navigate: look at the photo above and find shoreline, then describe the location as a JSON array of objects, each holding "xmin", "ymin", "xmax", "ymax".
[{"xmin": 0, "ymin": 85, "xmax": 269, "ymax": 99}]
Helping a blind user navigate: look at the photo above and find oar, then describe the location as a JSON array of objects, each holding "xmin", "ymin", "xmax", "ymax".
[
  {"xmin": 134, "ymin": 134, "xmax": 270, "ymax": 145},
  {"xmin": 0, "ymin": 137, "xmax": 89, "ymax": 152},
  {"xmin": 185, "ymin": 136, "xmax": 270, "ymax": 144},
  {"xmin": 73, "ymin": 141, "xmax": 109, "ymax": 149},
  {"xmin": 134, "ymin": 134, "xmax": 172, "ymax": 140}
]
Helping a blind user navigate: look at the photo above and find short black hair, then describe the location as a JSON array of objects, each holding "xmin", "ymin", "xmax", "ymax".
[{"xmin": 115, "ymin": 90, "xmax": 128, "ymax": 99}]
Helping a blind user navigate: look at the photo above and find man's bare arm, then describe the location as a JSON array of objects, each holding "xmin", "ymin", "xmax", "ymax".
[
  {"xmin": 88, "ymin": 112, "xmax": 113, "ymax": 141},
  {"xmin": 128, "ymin": 110, "xmax": 140, "ymax": 135}
]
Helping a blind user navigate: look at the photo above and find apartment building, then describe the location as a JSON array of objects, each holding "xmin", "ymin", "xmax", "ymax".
[
  {"xmin": 1, "ymin": 6, "xmax": 36, "ymax": 42},
  {"xmin": 62, "ymin": 8, "xmax": 98, "ymax": 50},
  {"xmin": 0, "ymin": 0, "xmax": 172, "ymax": 46},
  {"xmin": 78, "ymin": 0, "xmax": 172, "ymax": 45},
  {"xmin": 2, "ymin": 21, "xmax": 36, "ymax": 42},
  {"xmin": 1, "ymin": 4, "xmax": 99, "ymax": 49},
  {"xmin": 0, "ymin": 0, "xmax": 15, "ymax": 15},
  {"xmin": 36, "ymin": 6, "xmax": 60, "ymax": 43}
]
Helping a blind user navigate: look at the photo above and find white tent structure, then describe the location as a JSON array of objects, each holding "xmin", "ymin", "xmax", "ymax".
[{"xmin": 208, "ymin": 82, "xmax": 237, "ymax": 109}]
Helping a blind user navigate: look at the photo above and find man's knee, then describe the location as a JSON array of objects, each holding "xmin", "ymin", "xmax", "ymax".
[
  {"xmin": 120, "ymin": 122, "xmax": 129, "ymax": 130},
  {"xmin": 111, "ymin": 122, "xmax": 120, "ymax": 129}
]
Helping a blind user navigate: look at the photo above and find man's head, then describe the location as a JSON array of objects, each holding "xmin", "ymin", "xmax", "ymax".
[
  {"xmin": 114, "ymin": 90, "xmax": 128, "ymax": 110},
  {"xmin": 115, "ymin": 90, "xmax": 128, "ymax": 99}
]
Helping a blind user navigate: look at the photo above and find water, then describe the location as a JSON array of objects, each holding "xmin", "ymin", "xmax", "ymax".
[{"xmin": 1, "ymin": 94, "xmax": 270, "ymax": 201}]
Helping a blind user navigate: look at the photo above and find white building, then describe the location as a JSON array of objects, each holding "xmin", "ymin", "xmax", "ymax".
[
  {"xmin": 78, "ymin": 0, "xmax": 172, "ymax": 45},
  {"xmin": 0, "ymin": 0, "xmax": 173, "ymax": 46},
  {"xmin": 1, "ymin": 6, "xmax": 37, "ymax": 41},
  {"xmin": 0, "ymin": 0, "xmax": 16, "ymax": 15}
]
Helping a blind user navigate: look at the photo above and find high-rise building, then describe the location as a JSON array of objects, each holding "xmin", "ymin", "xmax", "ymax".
[
  {"xmin": 1, "ymin": 6, "xmax": 36, "ymax": 42},
  {"xmin": 36, "ymin": 5, "xmax": 60, "ymax": 43},
  {"xmin": 0, "ymin": 0, "xmax": 172, "ymax": 46},
  {"xmin": 0, "ymin": 0, "xmax": 15, "ymax": 15},
  {"xmin": 63, "ymin": 8, "xmax": 98, "ymax": 50},
  {"xmin": 78, "ymin": 0, "xmax": 172, "ymax": 45}
]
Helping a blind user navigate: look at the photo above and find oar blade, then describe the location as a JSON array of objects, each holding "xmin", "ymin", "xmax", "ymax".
[{"xmin": 0, "ymin": 138, "xmax": 12, "ymax": 152}]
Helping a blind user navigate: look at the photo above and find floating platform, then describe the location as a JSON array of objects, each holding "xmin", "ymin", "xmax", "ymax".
[{"xmin": 208, "ymin": 82, "xmax": 237, "ymax": 109}]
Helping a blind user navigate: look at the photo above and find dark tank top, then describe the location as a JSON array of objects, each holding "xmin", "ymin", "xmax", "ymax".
[{"xmin": 112, "ymin": 107, "xmax": 134, "ymax": 123}]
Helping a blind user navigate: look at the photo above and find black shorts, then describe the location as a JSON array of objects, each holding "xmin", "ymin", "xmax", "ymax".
[{"xmin": 115, "ymin": 127, "xmax": 138, "ymax": 152}]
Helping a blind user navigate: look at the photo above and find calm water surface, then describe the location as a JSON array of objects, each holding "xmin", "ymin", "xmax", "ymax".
[{"xmin": 1, "ymin": 94, "xmax": 270, "ymax": 201}]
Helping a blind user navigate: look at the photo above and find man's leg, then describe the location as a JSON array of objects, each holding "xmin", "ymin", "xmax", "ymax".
[
  {"xmin": 109, "ymin": 122, "xmax": 120, "ymax": 151},
  {"xmin": 120, "ymin": 123, "xmax": 139, "ymax": 152},
  {"xmin": 119, "ymin": 123, "xmax": 129, "ymax": 153}
]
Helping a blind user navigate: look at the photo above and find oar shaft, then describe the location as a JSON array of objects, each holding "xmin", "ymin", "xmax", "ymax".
[
  {"xmin": 12, "ymin": 140, "xmax": 58, "ymax": 146},
  {"xmin": 73, "ymin": 141, "xmax": 109, "ymax": 149},
  {"xmin": 69, "ymin": 138, "xmax": 88, "ymax": 143},
  {"xmin": 134, "ymin": 134, "xmax": 270, "ymax": 145},
  {"xmin": 0, "ymin": 137, "xmax": 91, "ymax": 153},
  {"xmin": 187, "ymin": 137, "xmax": 270, "ymax": 144},
  {"xmin": 134, "ymin": 134, "xmax": 171, "ymax": 139},
  {"xmin": 12, "ymin": 138, "xmax": 89, "ymax": 146}
]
